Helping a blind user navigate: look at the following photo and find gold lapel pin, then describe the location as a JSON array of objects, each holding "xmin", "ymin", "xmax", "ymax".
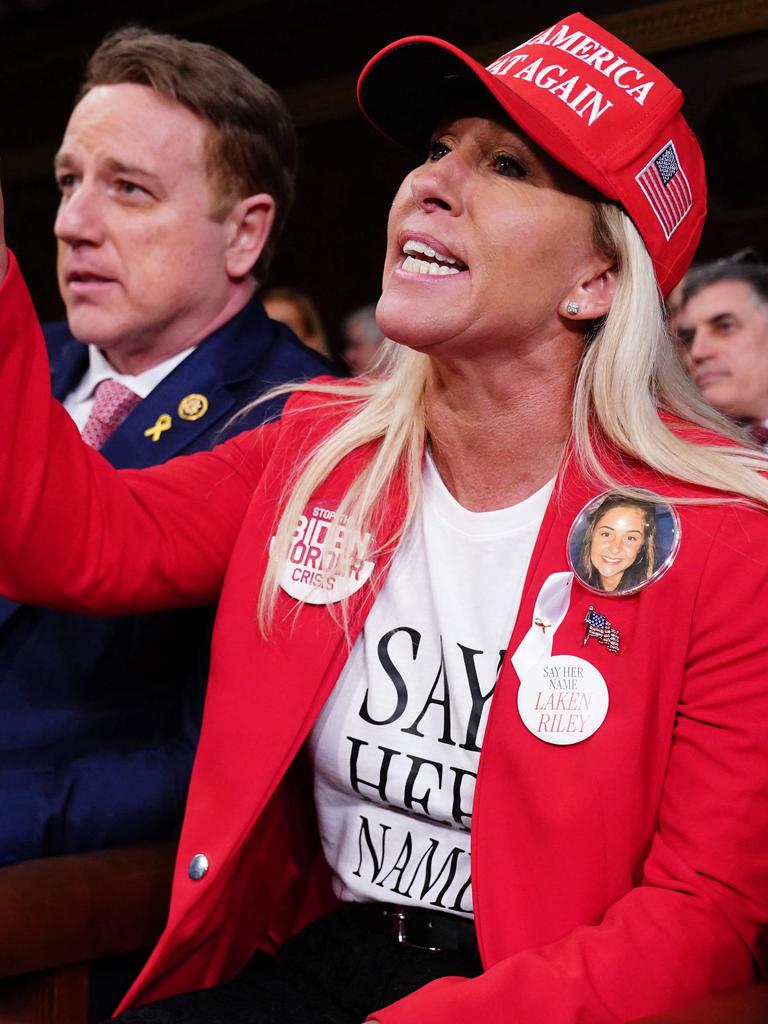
[
  {"xmin": 144, "ymin": 413, "xmax": 173, "ymax": 443},
  {"xmin": 178, "ymin": 394, "xmax": 209, "ymax": 422}
]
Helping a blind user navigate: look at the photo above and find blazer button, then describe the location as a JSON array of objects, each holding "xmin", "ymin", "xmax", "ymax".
[{"xmin": 188, "ymin": 853, "xmax": 209, "ymax": 881}]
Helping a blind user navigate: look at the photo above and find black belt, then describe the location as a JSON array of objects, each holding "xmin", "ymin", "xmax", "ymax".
[{"xmin": 352, "ymin": 902, "xmax": 480, "ymax": 957}]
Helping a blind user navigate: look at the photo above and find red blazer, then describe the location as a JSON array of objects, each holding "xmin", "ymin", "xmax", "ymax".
[{"xmin": 1, "ymin": 255, "xmax": 767, "ymax": 1023}]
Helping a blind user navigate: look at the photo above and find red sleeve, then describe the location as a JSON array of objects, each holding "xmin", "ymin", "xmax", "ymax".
[
  {"xmin": 371, "ymin": 505, "xmax": 768, "ymax": 1023},
  {"xmin": 0, "ymin": 252, "xmax": 277, "ymax": 613}
]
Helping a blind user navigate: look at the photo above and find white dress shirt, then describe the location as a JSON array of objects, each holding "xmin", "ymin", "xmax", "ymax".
[{"xmin": 63, "ymin": 344, "xmax": 196, "ymax": 433}]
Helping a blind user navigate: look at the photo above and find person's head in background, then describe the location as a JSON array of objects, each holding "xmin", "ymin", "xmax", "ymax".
[
  {"xmin": 676, "ymin": 260, "xmax": 768, "ymax": 425},
  {"xmin": 341, "ymin": 303, "xmax": 385, "ymax": 376},
  {"xmin": 53, "ymin": 27, "xmax": 297, "ymax": 375},
  {"xmin": 262, "ymin": 286, "xmax": 332, "ymax": 360}
]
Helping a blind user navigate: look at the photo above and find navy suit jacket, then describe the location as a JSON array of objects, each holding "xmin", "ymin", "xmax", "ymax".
[{"xmin": 0, "ymin": 295, "xmax": 337, "ymax": 863}]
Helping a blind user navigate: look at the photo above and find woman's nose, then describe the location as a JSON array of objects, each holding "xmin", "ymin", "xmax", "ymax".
[{"xmin": 409, "ymin": 155, "xmax": 464, "ymax": 215}]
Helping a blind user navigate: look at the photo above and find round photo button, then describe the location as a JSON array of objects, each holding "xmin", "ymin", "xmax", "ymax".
[{"xmin": 567, "ymin": 491, "xmax": 681, "ymax": 597}]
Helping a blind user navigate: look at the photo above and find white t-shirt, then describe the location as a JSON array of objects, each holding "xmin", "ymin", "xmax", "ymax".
[{"xmin": 308, "ymin": 455, "xmax": 553, "ymax": 917}]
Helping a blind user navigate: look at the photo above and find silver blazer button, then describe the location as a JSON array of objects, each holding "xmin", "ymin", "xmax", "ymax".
[{"xmin": 188, "ymin": 853, "xmax": 209, "ymax": 881}]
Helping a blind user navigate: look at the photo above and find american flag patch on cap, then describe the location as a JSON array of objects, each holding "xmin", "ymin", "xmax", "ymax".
[{"xmin": 635, "ymin": 141, "xmax": 693, "ymax": 241}]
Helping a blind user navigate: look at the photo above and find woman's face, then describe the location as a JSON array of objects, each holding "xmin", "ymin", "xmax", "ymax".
[
  {"xmin": 376, "ymin": 114, "xmax": 609, "ymax": 359},
  {"xmin": 589, "ymin": 506, "xmax": 646, "ymax": 591}
]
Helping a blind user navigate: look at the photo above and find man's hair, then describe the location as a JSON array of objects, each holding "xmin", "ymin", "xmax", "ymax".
[
  {"xmin": 682, "ymin": 260, "xmax": 768, "ymax": 309},
  {"xmin": 80, "ymin": 26, "xmax": 298, "ymax": 281}
]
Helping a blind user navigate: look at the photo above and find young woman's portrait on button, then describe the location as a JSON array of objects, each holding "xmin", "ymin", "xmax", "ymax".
[{"xmin": 570, "ymin": 493, "xmax": 679, "ymax": 595}]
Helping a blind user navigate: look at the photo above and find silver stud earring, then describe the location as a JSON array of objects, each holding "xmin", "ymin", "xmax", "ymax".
[{"xmin": 566, "ymin": 301, "xmax": 580, "ymax": 315}]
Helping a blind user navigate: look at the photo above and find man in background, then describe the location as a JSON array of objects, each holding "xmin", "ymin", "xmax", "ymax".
[
  {"xmin": 677, "ymin": 261, "xmax": 768, "ymax": 442},
  {"xmin": 0, "ymin": 27, "xmax": 333, "ymax": 866},
  {"xmin": 341, "ymin": 302, "xmax": 385, "ymax": 376}
]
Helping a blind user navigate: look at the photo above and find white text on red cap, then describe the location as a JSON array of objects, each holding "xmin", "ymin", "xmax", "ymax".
[{"xmin": 486, "ymin": 21, "xmax": 655, "ymax": 128}]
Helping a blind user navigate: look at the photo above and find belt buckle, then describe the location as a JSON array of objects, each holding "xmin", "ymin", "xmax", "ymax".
[{"xmin": 390, "ymin": 908, "xmax": 440, "ymax": 952}]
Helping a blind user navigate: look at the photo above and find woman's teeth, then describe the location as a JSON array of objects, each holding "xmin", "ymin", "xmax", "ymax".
[
  {"xmin": 401, "ymin": 239, "xmax": 465, "ymax": 276},
  {"xmin": 402, "ymin": 255, "xmax": 461, "ymax": 276}
]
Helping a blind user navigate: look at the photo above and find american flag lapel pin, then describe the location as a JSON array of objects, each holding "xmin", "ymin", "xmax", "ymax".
[{"xmin": 583, "ymin": 606, "xmax": 620, "ymax": 654}]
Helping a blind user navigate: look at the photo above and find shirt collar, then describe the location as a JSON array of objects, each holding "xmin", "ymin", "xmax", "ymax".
[{"xmin": 81, "ymin": 344, "xmax": 196, "ymax": 401}]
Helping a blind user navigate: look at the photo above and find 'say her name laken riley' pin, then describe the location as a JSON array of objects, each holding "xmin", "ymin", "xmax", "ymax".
[
  {"xmin": 511, "ymin": 572, "xmax": 609, "ymax": 746},
  {"xmin": 517, "ymin": 653, "xmax": 609, "ymax": 745}
]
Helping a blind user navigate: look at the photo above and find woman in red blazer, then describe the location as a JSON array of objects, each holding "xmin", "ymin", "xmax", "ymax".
[{"xmin": 0, "ymin": 12, "xmax": 767, "ymax": 1024}]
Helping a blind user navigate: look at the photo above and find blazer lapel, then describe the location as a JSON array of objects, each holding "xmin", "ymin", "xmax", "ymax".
[
  {"xmin": 46, "ymin": 323, "xmax": 90, "ymax": 402},
  {"xmin": 100, "ymin": 297, "xmax": 278, "ymax": 469}
]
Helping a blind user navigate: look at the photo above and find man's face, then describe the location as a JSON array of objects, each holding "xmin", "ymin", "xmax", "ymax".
[
  {"xmin": 677, "ymin": 279, "xmax": 768, "ymax": 421},
  {"xmin": 54, "ymin": 83, "xmax": 247, "ymax": 372}
]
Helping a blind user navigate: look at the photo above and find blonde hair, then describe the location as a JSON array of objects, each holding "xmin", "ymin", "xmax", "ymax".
[{"xmin": 255, "ymin": 204, "xmax": 768, "ymax": 632}]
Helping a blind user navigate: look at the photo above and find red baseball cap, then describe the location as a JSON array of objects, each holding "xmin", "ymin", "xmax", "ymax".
[{"xmin": 357, "ymin": 12, "xmax": 706, "ymax": 296}]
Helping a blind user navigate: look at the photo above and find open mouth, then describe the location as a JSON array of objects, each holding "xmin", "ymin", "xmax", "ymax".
[
  {"xmin": 401, "ymin": 239, "xmax": 467, "ymax": 277},
  {"xmin": 68, "ymin": 272, "xmax": 113, "ymax": 285}
]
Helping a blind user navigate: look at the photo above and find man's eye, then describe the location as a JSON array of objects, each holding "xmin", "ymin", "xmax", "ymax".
[
  {"xmin": 676, "ymin": 329, "xmax": 694, "ymax": 349},
  {"xmin": 426, "ymin": 139, "xmax": 450, "ymax": 162},
  {"xmin": 56, "ymin": 174, "xmax": 76, "ymax": 192},
  {"xmin": 116, "ymin": 179, "xmax": 147, "ymax": 197},
  {"xmin": 493, "ymin": 153, "xmax": 527, "ymax": 178}
]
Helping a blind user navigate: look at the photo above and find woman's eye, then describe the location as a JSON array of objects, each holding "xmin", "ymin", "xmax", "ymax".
[
  {"xmin": 493, "ymin": 153, "xmax": 527, "ymax": 178},
  {"xmin": 426, "ymin": 139, "xmax": 450, "ymax": 162}
]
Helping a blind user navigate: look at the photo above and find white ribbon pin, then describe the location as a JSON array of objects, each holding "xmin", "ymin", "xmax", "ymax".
[{"xmin": 512, "ymin": 572, "xmax": 609, "ymax": 746}]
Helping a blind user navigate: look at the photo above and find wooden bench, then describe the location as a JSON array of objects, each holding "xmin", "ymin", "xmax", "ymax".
[
  {"xmin": 0, "ymin": 843, "xmax": 175, "ymax": 1023},
  {"xmin": 0, "ymin": 851, "xmax": 763, "ymax": 1024}
]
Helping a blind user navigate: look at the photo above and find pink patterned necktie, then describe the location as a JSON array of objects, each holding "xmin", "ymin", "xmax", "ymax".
[{"xmin": 81, "ymin": 379, "xmax": 141, "ymax": 450}]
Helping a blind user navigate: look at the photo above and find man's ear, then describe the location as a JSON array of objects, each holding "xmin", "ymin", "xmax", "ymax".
[
  {"xmin": 560, "ymin": 263, "xmax": 619, "ymax": 322},
  {"xmin": 223, "ymin": 193, "xmax": 276, "ymax": 279}
]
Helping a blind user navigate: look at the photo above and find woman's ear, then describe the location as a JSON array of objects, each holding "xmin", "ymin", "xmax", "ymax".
[
  {"xmin": 560, "ymin": 264, "xmax": 618, "ymax": 321},
  {"xmin": 224, "ymin": 193, "xmax": 276, "ymax": 279}
]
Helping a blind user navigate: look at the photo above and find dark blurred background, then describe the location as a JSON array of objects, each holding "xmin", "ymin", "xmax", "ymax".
[{"xmin": 2, "ymin": 0, "xmax": 767, "ymax": 354}]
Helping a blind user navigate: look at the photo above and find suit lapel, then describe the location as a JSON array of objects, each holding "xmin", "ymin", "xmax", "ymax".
[
  {"xmin": 100, "ymin": 296, "xmax": 277, "ymax": 468},
  {"xmin": 48, "ymin": 330, "xmax": 89, "ymax": 402}
]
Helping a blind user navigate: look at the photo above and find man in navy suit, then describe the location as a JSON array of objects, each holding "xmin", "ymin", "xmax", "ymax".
[{"xmin": 0, "ymin": 27, "xmax": 335, "ymax": 864}]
